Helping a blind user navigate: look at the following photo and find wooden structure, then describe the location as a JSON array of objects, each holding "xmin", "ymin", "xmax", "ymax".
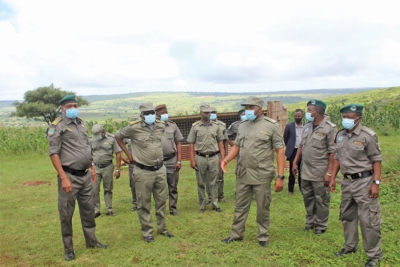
[{"xmin": 170, "ymin": 101, "xmax": 287, "ymax": 161}]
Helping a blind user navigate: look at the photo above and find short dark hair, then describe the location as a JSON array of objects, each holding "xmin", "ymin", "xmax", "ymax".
[{"xmin": 294, "ymin": 109, "xmax": 303, "ymax": 114}]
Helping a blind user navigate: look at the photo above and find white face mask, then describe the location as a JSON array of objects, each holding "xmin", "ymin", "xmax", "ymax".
[{"xmin": 160, "ymin": 114, "xmax": 168, "ymax": 122}]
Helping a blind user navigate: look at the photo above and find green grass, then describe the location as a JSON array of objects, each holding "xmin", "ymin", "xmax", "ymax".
[{"xmin": 1, "ymin": 134, "xmax": 399, "ymax": 267}]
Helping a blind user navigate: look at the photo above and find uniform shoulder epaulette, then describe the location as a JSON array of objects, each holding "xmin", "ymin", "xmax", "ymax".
[
  {"xmin": 263, "ymin": 117, "xmax": 277, "ymax": 123},
  {"xmin": 361, "ymin": 126, "xmax": 376, "ymax": 136},
  {"xmin": 156, "ymin": 119, "xmax": 165, "ymax": 124},
  {"xmin": 51, "ymin": 117, "xmax": 62, "ymax": 125},
  {"xmin": 129, "ymin": 119, "xmax": 141, "ymax": 125},
  {"xmin": 167, "ymin": 120, "xmax": 176, "ymax": 124},
  {"xmin": 106, "ymin": 132, "xmax": 115, "ymax": 138},
  {"xmin": 217, "ymin": 120, "xmax": 225, "ymax": 126},
  {"xmin": 211, "ymin": 121, "xmax": 219, "ymax": 125},
  {"xmin": 326, "ymin": 120, "xmax": 336, "ymax": 127},
  {"xmin": 192, "ymin": 121, "xmax": 201, "ymax": 126},
  {"xmin": 240, "ymin": 119, "xmax": 248, "ymax": 124}
]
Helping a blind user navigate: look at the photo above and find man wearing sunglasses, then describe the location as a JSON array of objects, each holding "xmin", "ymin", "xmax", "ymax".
[{"xmin": 114, "ymin": 102, "xmax": 173, "ymax": 243}]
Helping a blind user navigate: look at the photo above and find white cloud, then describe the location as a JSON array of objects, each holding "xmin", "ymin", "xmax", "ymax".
[{"xmin": 0, "ymin": 0, "xmax": 400, "ymax": 100}]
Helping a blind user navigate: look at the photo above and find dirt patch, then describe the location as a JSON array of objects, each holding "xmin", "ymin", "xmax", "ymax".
[{"xmin": 21, "ymin": 181, "xmax": 49, "ymax": 186}]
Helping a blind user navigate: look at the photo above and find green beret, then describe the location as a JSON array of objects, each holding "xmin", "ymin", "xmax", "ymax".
[
  {"xmin": 237, "ymin": 109, "xmax": 245, "ymax": 116},
  {"xmin": 307, "ymin": 99, "xmax": 326, "ymax": 111},
  {"xmin": 59, "ymin": 95, "xmax": 78, "ymax": 106},
  {"xmin": 241, "ymin": 96, "xmax": 264, "ymax": 108},
  {"xmin": 340, "ymin": 104, "xmax": 364, "ymax": 114}
]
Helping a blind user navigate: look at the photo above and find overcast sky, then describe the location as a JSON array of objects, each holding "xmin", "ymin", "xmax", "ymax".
[{"xmin": 1, "ymin": 0, "xmax": 399, "ymax": 100}]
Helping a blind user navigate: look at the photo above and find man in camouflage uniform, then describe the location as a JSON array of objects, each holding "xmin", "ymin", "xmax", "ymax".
[
  {"xmin": 210, "ymin": 106, "xmax": 228, "ymax": 203},
  {"xmin": 114, "ymin": 102, "xmax": 173, "ymax": 242},
  {"xmin": 155, "ymin": 104, "xmax": 184, "ymax": 216},
  {"xmin": 221, "ymin": 96, "xmax": 285, "ymax": 247},
  {"xmin": 330, "ymin": 104, "xmax": 383, "ymax": 267},
  {"xmin": 187, "ymin": 104, "xmax": 225, "ymax": 213},
  {"xmin": 47, "ymin": 95, "xmax": 107, "ymax": 261},
  {"xmin": 293, "ymin": 99, "xmax": 337, "ymax": 235},
  {"xmin": 90, "ymin": 124, "xmax": 122, "ymax": 217}
]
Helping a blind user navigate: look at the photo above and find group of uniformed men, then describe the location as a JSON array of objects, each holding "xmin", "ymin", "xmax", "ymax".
[{"xmin": 48, "ymin": 94, "xmax": 383, "ymax": 267}]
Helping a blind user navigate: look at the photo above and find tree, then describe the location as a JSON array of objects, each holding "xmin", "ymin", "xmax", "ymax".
[{"xmin": 12, "ymin": 84, "xmax": 90, "ymax": 125}]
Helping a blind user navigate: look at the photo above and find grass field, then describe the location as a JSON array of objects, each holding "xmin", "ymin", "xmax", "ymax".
[{"xmin": 0, "ymin": 134, "xmax": 399, "ymax": 267}]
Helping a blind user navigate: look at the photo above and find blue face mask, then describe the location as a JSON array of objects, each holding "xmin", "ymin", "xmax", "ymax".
[
  {"xmin": 65, "ymin": 108, "xmax": 79, "ymax": 119},
  {"xmin": 240, "ymin": 115, "xmax": 247, "ymax": 121},
  {"xmin": 305, "ymin": 112, "xmax": 314, "ymax": 122},
  {"xmin": 210, "ymin": 113, "xmax": 217, "ymax": 121},
  {"xmin": 245, "ymin": 110, "xmax": 257, "ymax": 121},
  {"xmin": 98, "ymin": 135, "xmax": 103, "ymax": 141},
  {"xmin": 144, "ymin": 114, "xmax": 156, "ymax": 125},
  {"xmin": 160, "ymin": 114, "xmax": 168, "ymax": 122},
  {"xmin": 342, "ymin": 118, "xmax": 358, "ymax": 130}
]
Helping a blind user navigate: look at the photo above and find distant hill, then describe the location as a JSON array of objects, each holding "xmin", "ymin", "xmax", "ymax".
[
  {"xmin": 81, "ymin": 88, "xmax": 376, "ymax": 103},
  {"xmin": 0, "ymin": 100, "xmax": 14, "ymax": 109}
]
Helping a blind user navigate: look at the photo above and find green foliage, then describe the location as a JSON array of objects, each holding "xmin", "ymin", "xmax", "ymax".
[
  {"xmin": 287, "ymin": 87, "xmax": 400, "ymax": 134},
  {"xmin": 11, "ymin": 84, "xmax": 90, "ymax": 125},
  {"xmin": 0, "ymin": 126, "xmax": 48, "ymax": 155},
  {"xmin": 86, "ymin": 118, "xmax": 131, "ymax": 135}
]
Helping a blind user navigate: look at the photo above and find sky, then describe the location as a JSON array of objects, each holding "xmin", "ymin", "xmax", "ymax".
[{"xmin": 1, "ymin": 0, "xmax": 399, "ymax": 100}]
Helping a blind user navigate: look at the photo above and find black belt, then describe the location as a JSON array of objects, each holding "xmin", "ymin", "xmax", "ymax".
[
  {"xmin": 163, "ymin": 153, "xmax": 176, "ymax": 161},
  {"xmin": 343, "ymin": 171, "xmax": 373, "ymax": 180},
  {"xmin": 196, "ymin": 151, "xmax": 220, "ymax": 158},
  {"xmin": 134, "ymin": 162, "xmax": 163, "ymax": 171},
  {"xmin": 62, "ymin": 166, "xmax": 89, "ymax": 177},
  {"xmin": 94, "ymin": 161, "xmax": 112, "ymax": 168}
]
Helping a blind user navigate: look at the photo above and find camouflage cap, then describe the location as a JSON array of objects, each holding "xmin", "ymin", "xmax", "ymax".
[
  {"xmin": 241, "ymin": 96, "xmax": 264, "ymax": 108},
  {"xmin": 209, "ymin": 107, "xmax": 217, "ymax": 113},
  {"xmin": 340, "ymin": 104, "xmax": 364, "ymax": 114},
  {"xmin": 200, "ymin": 104, "xmax": 212, "ymax": 112},
  {"xmin": 139, "ymin": 102, "xmax": 155, "ymax": 112},
  {"xmin": 91, "ymin": 124, "xmax": 104, "ymax": 140},
  {"xmin": 307, "ymin": 99, "xmax": 327, "ymax": 111},
  {"xmin": 155, "ymin": 104, "xmax": 167, "ymax": 111},
  {"xmin": 58, "ymin": 95, "xmax": 78, "ymax": 106}
]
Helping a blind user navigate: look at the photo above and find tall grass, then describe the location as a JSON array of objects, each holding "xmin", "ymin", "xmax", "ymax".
[{"xmin": 0, "ymin": 126, "xmax": 48, "ymax": 155}]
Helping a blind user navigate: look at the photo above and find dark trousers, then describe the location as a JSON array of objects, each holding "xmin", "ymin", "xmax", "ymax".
[{"xmin": 288, "ymin": 148, "xmax": 302, "ymax": 193}]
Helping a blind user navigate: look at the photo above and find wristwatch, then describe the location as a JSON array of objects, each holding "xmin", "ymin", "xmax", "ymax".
[
  {"xmin": 177, "ymin": 161, "xmax": 182, "ymax": 165},
  {"xmin": 277, "ymin": 175, "xmax": 285, "ymax": 180},
  {"xmin": 326, "ymin": 172, "xmax": 332, "ymax": 177},
  {"xmin": 116, "ymin": 169, "xmax": 120, "ymax": 173},
  {"xmin": 373, "ymin": 180, "xmax": 380, "ymax": 185}
]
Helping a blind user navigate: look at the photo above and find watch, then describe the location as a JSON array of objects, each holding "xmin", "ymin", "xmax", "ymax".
[
  {"xmin": 326, "ymin": 172, "xmax": 332, "ymax": 177},
  {"xmin": 277, "ymin": 175, "xmax": 285, "ymax": 180},
  {"xmin": 373, "ymin": 180, "xmax": 380, "ymax": 185},
  {"xmin": 116, "ymin": 170, "xmax": 120, "ymax": 173},
  {"xmin": 177, "ymin": 161, "xmax": 182, "ymax": 165}
]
